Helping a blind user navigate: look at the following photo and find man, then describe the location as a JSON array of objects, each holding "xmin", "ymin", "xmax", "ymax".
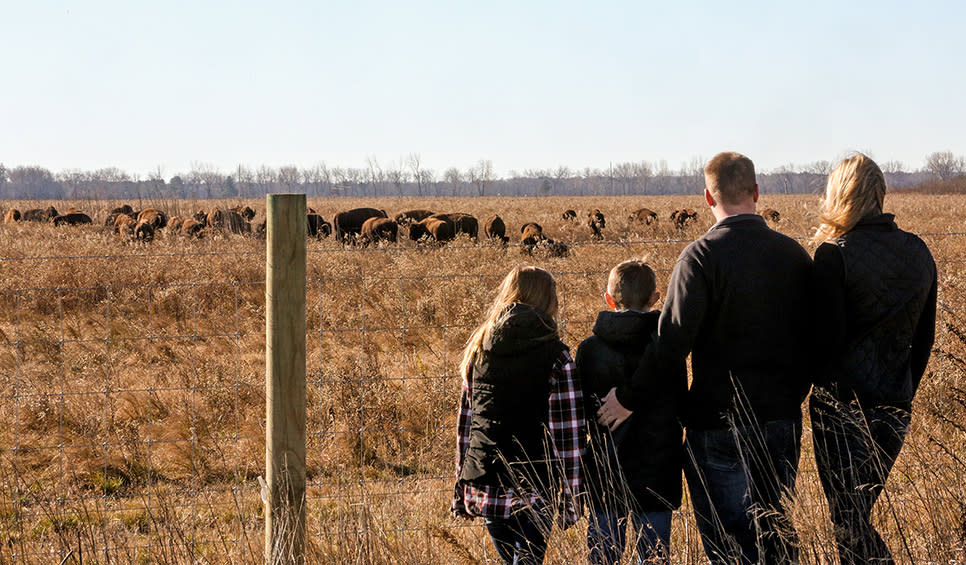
[{"xmin": 599, "ymin": 152, "xmax": 813, "ymax": 564}]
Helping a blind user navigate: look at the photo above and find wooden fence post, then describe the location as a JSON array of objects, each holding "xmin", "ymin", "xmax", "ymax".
[{"xmin": 265, "ymin": 193, "xmax": 306, "ymax": 564}]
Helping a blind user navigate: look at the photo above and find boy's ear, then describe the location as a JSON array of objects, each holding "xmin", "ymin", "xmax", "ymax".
[
  {"xmin": 704, "ymin": 187, "xmax": 715, "ymax": 208},
  {"xmin": 649, "ymin": 290, "xmax": 661, "ymax": 307},
  {"xmin": 604, "ymin": 292, "xmax": 618, "ymax": 310}
]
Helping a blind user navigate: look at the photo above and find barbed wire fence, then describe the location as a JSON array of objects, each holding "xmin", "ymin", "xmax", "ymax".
[{"xmin": 1, "ymin": 218, "xmax": 965, "ymax": 564}]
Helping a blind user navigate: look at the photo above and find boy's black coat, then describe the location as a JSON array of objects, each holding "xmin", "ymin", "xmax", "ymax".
[{"xmin": 576, "ymin": 309, "xmax": 686, "ymax": 512}]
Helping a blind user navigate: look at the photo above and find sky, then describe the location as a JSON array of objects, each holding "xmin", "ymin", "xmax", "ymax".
[{"xmin": 2, "ymin": 0, "xmax": 964, "ymax": 178}]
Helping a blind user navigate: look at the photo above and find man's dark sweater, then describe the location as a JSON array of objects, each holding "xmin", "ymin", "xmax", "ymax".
[
  {"xmin": 616, "ymin": 214, "xmax": 814, "ymax": 430},
  {"xmin": 577, "ymin": 309, "xmax": 687, "ymax": 512}
]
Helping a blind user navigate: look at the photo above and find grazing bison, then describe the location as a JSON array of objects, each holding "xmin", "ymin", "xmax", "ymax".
[
  {"xmin": 334, "ymin": 208, "xmax": 388, "ymax": 244},
  {"xmin": 587, "ymin": 209, "xmax": 605, "ymax": 239},
  {"xmin": 137, "ymin": 208, "xmax": 168, "ymax": 230},
  {"xmin": 520, "ymin": 222, "xmax": 544, "ymax": 242},
  {"xmin": 53, "ymin": 213, "xmax": 93, "ymax": 226},
  {"xmin": 115, "ymin": 215, "xmax": 137, "ymax": 238},
  {"xmin": 361, "ymin": 217, "xmax": 398, "ymax": 245},
  {"xmin": 23, "ymin": 206, "xmax": 58, "ymax": 223},
  {"xmin": 410, "ymin": 217, "xmax": 454, "ymax": 243},
  {"xmin": 4, "ymin": 209, "xmax": 21, "ymax": 224},
  {"xmin": 561, "ymin": 209, "xmax": 578, "ymax": 222},
  {"xmin": 307, "ymin": 213, "xmax": 332, "ymax": 239},
  {"xmin": 430, "ymin": 213, "xmax": 478, "ymax": 241},
  {"xmin": 230, "ymin": 206, "xmax": 256, "ymax": 221},
  {"xmin": 760, "ymin": 208, "xmax": 781, "ymax": 223},
  {"xmin": 206, "ymin": 207, "xmax": 226, "ymax": 229},
  {"xmin": 193, "ymin": 210, "xmax": 208, "ymax": 223},
  {"xmin": 110, "ymin": 205, "xmax": 135, "ymax": 216},
  {"xmin": 181, "ymin": 219, "xmax": 205, "ymax": 238},
  {"xmin": 134, "ymin": 221, "xmax": 155, "ymax": 241},
  {"xmin": 167, "ymin": 216, "xmax": 186, "ymax": 234},
  {"xmin": 484, "ymin": 215, "xmax": 509, "ymax": 244},
  {"xmin": 252, "ymin": 221, "xmax": 267, "ymax": 239},
  {"xmin": 670, "ymin": 208, "xmax": 699, "ymax": 229},
  {"xmin": 114, "ymin": 213, "xmax": 137, "ymax": 234},
  {"xmin": 394, "ymin": 209, "xmax": 435, "ymax": 225},
  {"xmin": 629, "ymin": 208, "xmax": 658, "ymax": 225}
]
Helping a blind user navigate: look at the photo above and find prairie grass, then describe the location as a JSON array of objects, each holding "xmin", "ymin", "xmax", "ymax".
[{"xmin": 0, "ymin": 194, "xmax": 964, "ymax": 563}]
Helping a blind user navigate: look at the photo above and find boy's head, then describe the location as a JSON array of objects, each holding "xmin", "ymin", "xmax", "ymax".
[
  {"xmin": 605, "ymin": 260, "xmax": 658, "ymax": 311},
  {"xmin": 704, "ymin": 151, "xmax": 758, "ymax": 206}
]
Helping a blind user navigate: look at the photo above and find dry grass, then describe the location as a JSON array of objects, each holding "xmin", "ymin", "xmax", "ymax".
[{"xmin": 0, "ymin": 194, "xmax": 965, "ymax": 563}]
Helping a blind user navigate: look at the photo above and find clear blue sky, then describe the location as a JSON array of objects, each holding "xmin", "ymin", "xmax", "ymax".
[{"xmin": 2, "ymin": 1, "xmax": 964, "ymax": 178}]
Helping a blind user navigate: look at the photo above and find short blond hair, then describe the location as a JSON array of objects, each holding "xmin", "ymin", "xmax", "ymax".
[
  {"xmin": 607, "ymin": 260, "xmax": 656, "ymax": 311},
  {"xmin": 813, "ymin": 153, "xmax": 885, "ymax": 242},
  {"xmin": 704, "ymin": 152, "xmax": 757, "ymax": 205}
]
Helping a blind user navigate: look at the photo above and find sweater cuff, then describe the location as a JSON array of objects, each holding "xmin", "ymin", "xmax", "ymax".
[{"xmin": 615, "ymin": 384, "xmax": 634, "ymax": 411}]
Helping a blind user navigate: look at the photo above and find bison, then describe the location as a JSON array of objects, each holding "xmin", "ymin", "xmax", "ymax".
[
  {"xmin": 484, "ymin": 215, "xmax": 509, "ymax": 244},
  {"xmin": 205, "ymin": 207, "xmax": 226, "ymax": 229},
  {"xmin": 230, "ymin": 206, "xmax": 256, "ymax": 221},
  {"xmin": 520, "ymin": 222, "xmax": 543, "ymax": 242},
  {"xmin": 136, "ymin": 209, "xmax": 168, "ymax": 230},
  {"xmin": 3, "ymin": 209, "xmax": 21, "ymax": 224},
  {"xmin": 629, "ymin": 208, "xmax": 658, "ymax": 225},
  {"xmin": 193, "ymin": 210, "xmax": 208, "ymax": 223},
  {"xmin": 587, "ymin": 209, "xmax": 605, "ymax": 239},
  {"xmin": 134, "ymin": 221, "xmax": 155, "ymax": 242},
  {"xmin": 410, "ymin": 217, "xmax": 454, "ymax": 243},
  {"xmin": 361, "ymin": 217, "xmax": 398, "ymax": 245},
  {"xmin": 23, "ymin": 206, "xmax": 58, "ymax": 223},
  {"xmin": 760, "ymin": 208, "xmax": 781, "ymax": 223},
  {"xmin": 110, "ymin": 205, "xmax": 135, "ymax": 216},
  {"xmin": 334, "ymin": 207, "xmax": 388, "ymax": 244},
  {"xmin": 670, "ymin": 208, "xmax": 699, "ymax": 229},
  {"xmin": 307, "ymin": 213, "xmax": 332, "ymax": 239},
  {"xmin": 430, "ymin": 213, "xmax": 478, "ymax": 241},
  {"xmin": 115, "ymin": 215, "xmax": 137, "ymax": 238},
  {"xmin": 394, "ymin": 209, "xmax": 435, "ymax": 225},
  {"xmin": 561, "ymin": 209, "xmax": 577, "ymax": 222},
  {"xmin": 53, "ymin": 213, "xmax": 93, "ymax": 226},
  {"xmin": 167, "ymin": 215, "xmax": 187, "ymax": 234},
  {"xmin": 181, "ymin": 219, "xmax": 205, "ymax": 238}
]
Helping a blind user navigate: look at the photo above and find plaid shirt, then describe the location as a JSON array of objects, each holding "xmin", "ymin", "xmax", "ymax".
[{"xmin": 451, "ymin": 349, "xmax": 585, "ymax": 526}]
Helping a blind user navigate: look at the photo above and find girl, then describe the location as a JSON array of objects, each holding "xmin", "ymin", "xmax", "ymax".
[
  {"xmin": 451, "ymin": 265, "xmax": 585, "ymax": 564},
  {"xmin": 810, "ymin": 154, "xmax": 937, "ymax": 564}
]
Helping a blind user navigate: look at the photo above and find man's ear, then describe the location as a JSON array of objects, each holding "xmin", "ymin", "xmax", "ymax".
[
  {"xmin": 704, "ymin": 187, "xmax": 715, "ymax": 208},
  {"xmin": 753, "ymin": 184, "xmax": 760, "ymax": 203},
  {"xmin": 604, "ymin": 292, "xmax": 618, "ymax": 310}
]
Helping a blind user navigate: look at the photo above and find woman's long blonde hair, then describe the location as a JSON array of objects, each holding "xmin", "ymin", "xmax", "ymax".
[
  {"xmin": 813, "ymin": 153, "xmax": 886, "ymax": 242},
  {"xmin": 458, "ymin": 266, "xmax": 559, "ymax": 380}
]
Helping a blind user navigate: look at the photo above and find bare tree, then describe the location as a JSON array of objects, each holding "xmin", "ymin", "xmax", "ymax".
[
  {"xmin": 408, "ymin": 153, "xmax": 425, "ymax": 196},
  {"xmin": 633, "ymin": 161, "xmax": 652, "ymax": 194},
  {"xmin": 803, "ymin": 160, "xmax": 832, "ymax": 176},
  {"xmin": 386, "ymin": 160, "xmax": 409, "ymax": 196},
  {"xmin": 469, "ymin": 159, "xmax": 494, "ymax": 197},
  {"xmin": 925, "ymin": 150, "xmax": 962, "ymax": 181},
  {"xmin": 444, "ymin": 167, "xmax": 462, "ymax": 196},
  {"xmin": 278, "ymin": 165, "xmax": 300, "ymax": 190},
  {"xmin": 880, "ymin": 160, "xmax": 904, "ymax": 174}
]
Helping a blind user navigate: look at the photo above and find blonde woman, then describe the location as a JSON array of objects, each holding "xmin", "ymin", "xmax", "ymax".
[
  {"xmin": 810, "ymin": 154, "xmax": 937, "ymax": 564},
  {"xmin": 451, "ymin": 266, "xmax": 585, "ymax": 564}
]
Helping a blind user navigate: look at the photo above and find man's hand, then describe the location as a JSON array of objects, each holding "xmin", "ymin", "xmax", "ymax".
[{"xmin": 597, "ymin": 387, "xmax": 632, "ymax": 431}]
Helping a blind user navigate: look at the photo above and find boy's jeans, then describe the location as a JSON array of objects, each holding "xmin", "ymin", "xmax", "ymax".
[
  {"xmin": 587, "ymin": 509, "xmax": 672, "ymax": 564},
  {"xmin": 484, "ymin": 504, "xmax": 553, "ymax": 565},
  {"xmin": 684, "ymin": 418, "xmax": 802, "ymax": 565}
]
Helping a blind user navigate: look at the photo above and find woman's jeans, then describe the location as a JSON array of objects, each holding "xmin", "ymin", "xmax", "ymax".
[
  {"xmin": 484, "ymin": 504, "xmax": 554, "ymax": 565},
  {"xmin": 587, "ymin": 509, "xmax": 672, "ymax": 564},
  {"xmin": 684, "ymin": 418, "xmax": 802, "ymax": 564},
  {"xmin": 810, "ymin": 390, "xmax": 910, "ymax": 565}
]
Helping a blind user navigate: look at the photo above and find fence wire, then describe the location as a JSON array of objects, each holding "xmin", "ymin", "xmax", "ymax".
[{"xmin": 1, "ymin": 228, "xmax": 965, "ymax": 564}]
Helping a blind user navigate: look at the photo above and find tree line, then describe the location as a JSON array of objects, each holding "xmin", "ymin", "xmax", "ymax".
[{"xmin": 0, "ymin": 151, "xmax": 962, "ymax": 201}]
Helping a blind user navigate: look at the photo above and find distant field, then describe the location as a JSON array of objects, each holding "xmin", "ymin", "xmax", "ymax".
[{"xmin": 1, "ymin": 194, "xmax": 964, "ymax": 564}]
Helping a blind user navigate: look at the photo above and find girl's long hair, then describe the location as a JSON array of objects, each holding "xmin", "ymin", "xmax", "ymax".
[
  {"xmin": 458, "ymin": 266, "xmax": 559, "ymax": 381},
  {"xmin": 813, "ymin": 153, "xmax": 886, "ymax": 242}
]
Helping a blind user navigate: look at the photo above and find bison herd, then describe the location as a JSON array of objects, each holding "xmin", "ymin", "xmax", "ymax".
[{"xmin": 2, "ymin": 202, "xmax": 784, "ymax": 249}]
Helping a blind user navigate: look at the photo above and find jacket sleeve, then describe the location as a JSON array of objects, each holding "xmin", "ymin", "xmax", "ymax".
[
  {"xmin": 548, "ymin": 351, "xmax": 586, "ymax": 528},
  {"xmin": 910, "ymin": 261, "xmax": 938, "ymax": 392},
  {"xmin": 451, "ymin": 370, "xmax": 473, "ymax": 517},
  {"xmin": 617, "ymin": 253, "xmax": 707, "ymax": 410},
  {"xmin": 811, "ymin": 243, "xmax": 847, "ymax": 380}
]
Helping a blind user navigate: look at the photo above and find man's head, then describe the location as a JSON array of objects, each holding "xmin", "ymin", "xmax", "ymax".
[
  {"xmin": 704, "ymin": 152, "xmax": 758, "ymax": 208},
  {"xmin": 605, "ymin": 259, "xmax": 659, "ymax": 311}
]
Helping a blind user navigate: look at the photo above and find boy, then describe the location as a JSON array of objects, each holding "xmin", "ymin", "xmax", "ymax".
[{"xmin": 576, "ymin": 260, "xmax": 686, "ymax": 565}]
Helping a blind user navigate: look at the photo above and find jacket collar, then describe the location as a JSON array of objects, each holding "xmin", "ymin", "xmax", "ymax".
[
  {"xmin": 854, "ymin": 213, "xmax": 897, "ymax": 230},
  {"xmin": 708, "ymin": 213, "xmax": 766, "ymax": 232}
]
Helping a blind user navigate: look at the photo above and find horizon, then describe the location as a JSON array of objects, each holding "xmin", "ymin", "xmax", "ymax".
[{"xmin": 3, "ymin": 1, "xmax": 964, "ymax": 177}]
